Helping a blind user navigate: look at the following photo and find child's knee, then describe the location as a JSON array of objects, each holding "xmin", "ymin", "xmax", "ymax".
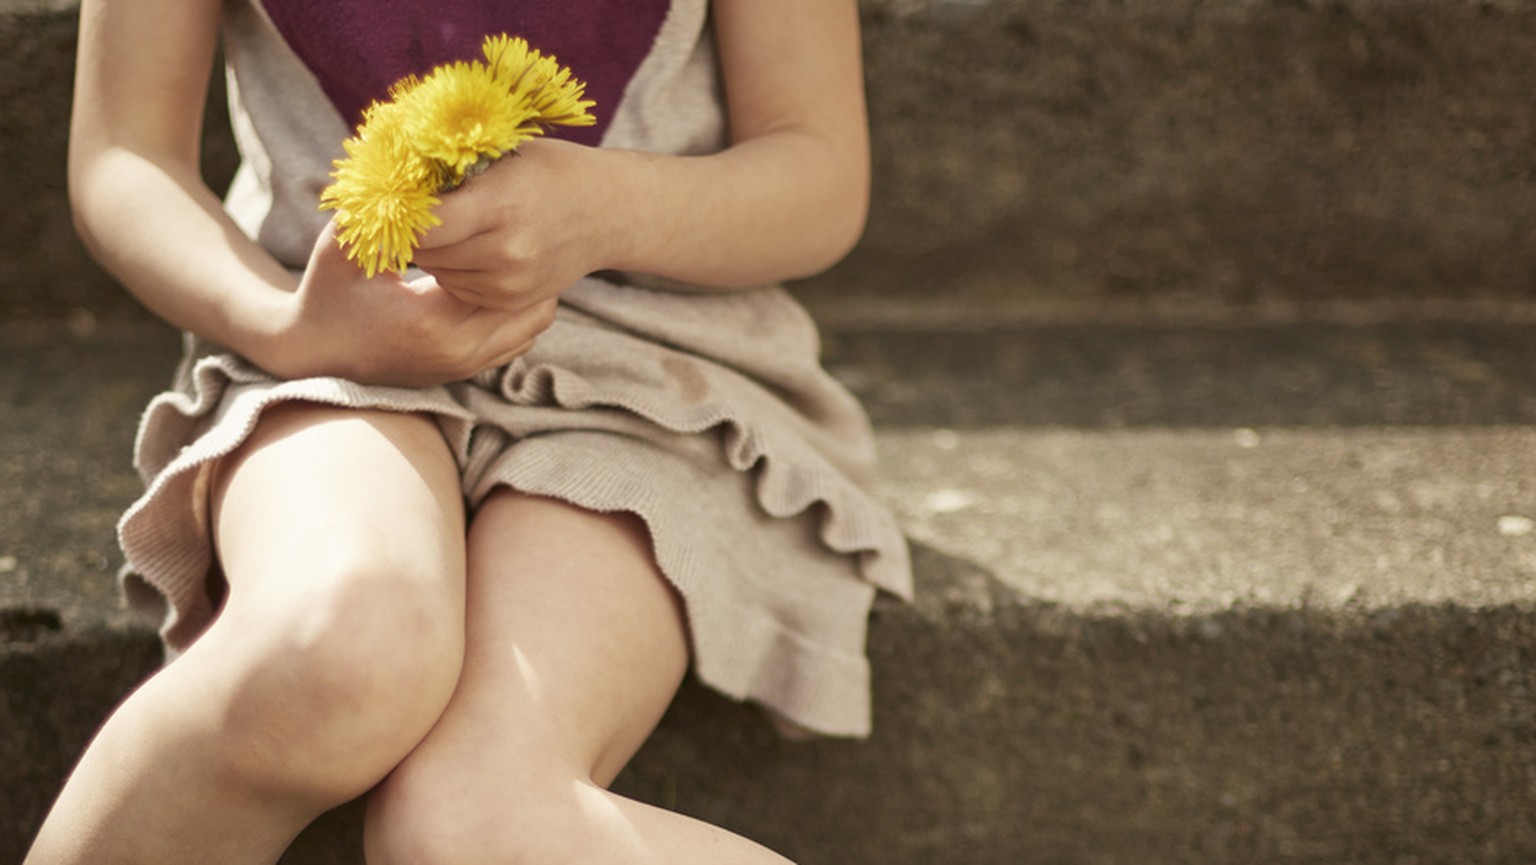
[{"xmin": 202, "ymin": 561, "xmax": 465, "ymax": 803}]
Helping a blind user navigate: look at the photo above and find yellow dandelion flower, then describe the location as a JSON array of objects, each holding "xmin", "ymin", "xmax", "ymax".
[
  {"xmin": 319, "ymin": 102, "xmax": 443, "ymax": 277},
  {"xmin": 397, "ymin": 60, "xmax": 540, "ymax": 178},
  {"xmin": 319, "ymin": 33, "xmax": 597, "ymax": 274},
  {"xmin": 387, "ymin": 73, "xmax": 423, "ymax": 103},
  {"xmin": 482, "ymin": 35, "xmax": 596, "ymax": 129},
  {"xmin": 526, "ymin": 59, "xmax": 596, "ymax": 128},
  {"xmin": 482, "ymin": 34, "xmax": 539, "ymax": 86}
]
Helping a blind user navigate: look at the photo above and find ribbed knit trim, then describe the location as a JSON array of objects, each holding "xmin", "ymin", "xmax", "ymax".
[{"xmin": 471, "ymin": 352, "xmax": 914, "ymax": 602}]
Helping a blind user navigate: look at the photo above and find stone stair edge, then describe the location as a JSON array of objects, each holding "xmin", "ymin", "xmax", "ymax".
[
  {"xmin": 8, "ymin": 512, "xmax": 1536, "ymax": 661},
  {"xmin": 6, "ymin": 311, "xmax": 1536, "ymax": 638},
  {"xmin": 12, "ymin": 290, "xmax": 1536, "ymax": 340},
  {"xmin": 14, "ymin": 585, "xmax": 1536, "ymax": 644}
]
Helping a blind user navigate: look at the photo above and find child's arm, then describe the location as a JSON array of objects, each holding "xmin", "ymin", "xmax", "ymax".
[
  {"xmin": 413, "ymin": 0, "xmax": 871, "ymax": 307},
  {"xmin": 69, "ymin": 0, "xmax": 292, "ymax": 341},
  {"xmin": 69, "ymin": 0, "xmax": 552, "ymax": 386}
]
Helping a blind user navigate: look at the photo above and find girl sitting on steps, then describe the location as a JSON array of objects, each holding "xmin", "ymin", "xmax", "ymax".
[{"xmin": 28, "ymin": 0, "xmax": 911, "ymax": 862}]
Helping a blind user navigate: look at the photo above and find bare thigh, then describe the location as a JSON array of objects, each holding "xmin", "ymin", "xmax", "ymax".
[
  {"xmin": 210, "ymin": 402, "xmax": 467, "ymax": 613},
  {"xmin": 25, "ymin": 404, "xmax": 473, "ymax": 865},
  {"xmin": 391, "ymin": 489, "xmax": 687, "ymax": 784},
  {"xmin": 204, "ymin": 402, "xmax": 473, "ymax": 802},
  {"xmin": 363, "ymin": 489, "xmax": 694, "ymax": 858},
  {"xmin": 364, "ymin": 487, "xmax": 796, "ymax": 864}
]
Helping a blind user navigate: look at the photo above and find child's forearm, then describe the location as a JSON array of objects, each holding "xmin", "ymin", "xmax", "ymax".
[
  {"xmin": 70, "ymin": 149, "xmax": 298, "ymax": 359},
  {"xmin": 70, "ymin": 0, "xmax": 297, "ymax": 362},
  {"xmin": 595, "ymin": 0, "xmax": 870, "ymax": 291},
  {"xmin": 600, "ymin": 126, "xmax": 869, "ymax": 290}
]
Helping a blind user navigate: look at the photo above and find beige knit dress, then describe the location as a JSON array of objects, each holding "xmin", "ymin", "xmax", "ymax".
[{"xmin": 117, "ymin": 0, "xmax": 912, "ymax": 737}]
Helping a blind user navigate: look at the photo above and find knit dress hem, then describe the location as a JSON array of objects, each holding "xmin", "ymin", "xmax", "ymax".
[{"xmin": 118, "ymin": 319, "xmax": 908, "ymax": 737}]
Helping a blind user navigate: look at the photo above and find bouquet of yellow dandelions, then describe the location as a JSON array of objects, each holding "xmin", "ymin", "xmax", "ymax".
[{"xmin": 319, "ymin": 34, "xmax": 596, "ymax": 277}]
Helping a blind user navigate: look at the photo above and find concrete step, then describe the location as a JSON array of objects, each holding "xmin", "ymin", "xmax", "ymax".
[
  {"xmin": 4, "ymin": 311, "xmax": 1536, "ymax": 863},
  {"xmin": 4, "ymin": 0, "xmax": 1536, "ymax": 321},
  {"xmin": 834, "ymin": 0, "xmax": 1536, "ymax": 321}
]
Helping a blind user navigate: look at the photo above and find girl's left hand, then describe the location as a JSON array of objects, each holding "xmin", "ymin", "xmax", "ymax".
[{"xmin": 411, "ymin": 138, "xmax": 620, "ymax": 312}]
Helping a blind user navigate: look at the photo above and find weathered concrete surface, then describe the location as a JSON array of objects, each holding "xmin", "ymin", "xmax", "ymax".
[
  {"xmin": 5, "ymin": 313, "xmax": 1536, "ymax": 863},
  {"xmin": 7, "ymin": 317, "xmax": 1534, "ymax": 626},
  {"xmin": 1, "ymin": 630, "xmax": 161, "ymax": 857},
  {"xmin": 4, "ymin": 0, "xmax": 1536, "ymax": 321},
  {"xmin": 836, "ymin": 0, "xmax": 1536, "ymax": 319},
  {"xmin": 12, "ymin": 575, "xmax": 1536, "ymax": 864},
  {"xmin": 878, "ymin": 426, "xmax": 1536, "ymax": 613}
]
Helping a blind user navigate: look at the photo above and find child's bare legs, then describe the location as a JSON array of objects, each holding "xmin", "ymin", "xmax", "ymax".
[
  {"xmin": 26, "ymin": 405, "xmax": 468, "ymax": 865},
  {"xmin": 365, "ymin": 490, "xmax": 794, "ymax": 865}
]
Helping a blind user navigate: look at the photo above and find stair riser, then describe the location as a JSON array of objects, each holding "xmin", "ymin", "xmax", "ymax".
[{"xmin": 4, "ymin": 3, "xmax": 1535, "ymax": 317}]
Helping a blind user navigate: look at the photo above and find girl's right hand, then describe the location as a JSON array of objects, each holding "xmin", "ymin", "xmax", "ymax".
[{"xmin": 259, "ymin": 221, "xmax": 557, "ymax": 388}]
